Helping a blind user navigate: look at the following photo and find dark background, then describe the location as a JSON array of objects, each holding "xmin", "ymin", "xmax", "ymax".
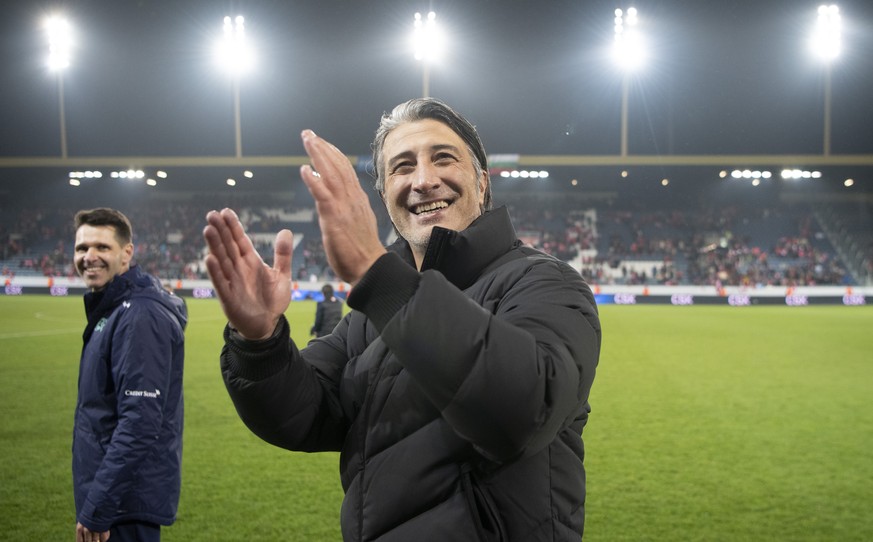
[{"xmin": 2, "ymin": 0, "xmax": 872, "ymax": 199}]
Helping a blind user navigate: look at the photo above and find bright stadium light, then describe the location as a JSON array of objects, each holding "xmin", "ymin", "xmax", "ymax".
[
  {"xmin": 45, "ymin": 16, "xmax": 72, "ymax": 71},
  {"xmin": 413, "ymin": 11, "xmax": 443, "ymax": 62},
  {"xmin": 730, "ymin": 169, "xmax": 772, "ymax": 181},
  {"xmin": 215, "ymin": 15, "xmax": 254, "ymax": 158},
  {"xmin": 216, "ymin": 16, "xmax": 255, "ymax": 75},
  {"xmin": 780, "ymin": 169, "xmax": 822, "ymax": 180},
  {"xmin": 45, "ymin": 16, "xmax": 72, "ymax": 159},
  {"xmin": 412, "ymin": 11, "xmax": 444, "ymax": 97},
  {"xmin": 612, "ymin": 8, "xmax": 645, "ymax": 71},
  {"xmin": 611, "ymin": 7, "xmax": 646, "ymax": 157},
  {"xmin": 809, "ymin": 5, "xmax": 841, "ymax": 156},
  {"xmin": 810, "ymin": 5, "xmax": 841, "ymax": 61},
  {"xmin": 499, "ymin": 169, "xmax": 550, "ymax": 180}
]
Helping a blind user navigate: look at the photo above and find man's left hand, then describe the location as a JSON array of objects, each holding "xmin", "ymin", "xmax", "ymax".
[{"xmin": 299, "ymin": 129, "xmax": 387, "ymax": 286}]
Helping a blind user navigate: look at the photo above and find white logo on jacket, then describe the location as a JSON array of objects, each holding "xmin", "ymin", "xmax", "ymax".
[{"xmin": 124, "ymin": 389, "xmax": 161, "ymax": 398}]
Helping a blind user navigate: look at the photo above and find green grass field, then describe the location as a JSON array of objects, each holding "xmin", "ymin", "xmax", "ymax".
[{"xmin": 1, "ymin": 296, "xmax": 871, "ymax": 541}]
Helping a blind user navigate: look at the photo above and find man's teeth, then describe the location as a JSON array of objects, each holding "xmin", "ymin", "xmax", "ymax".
[{"xmin": 413, "ymin": 201, "xmax": 448, "ymax": 215}]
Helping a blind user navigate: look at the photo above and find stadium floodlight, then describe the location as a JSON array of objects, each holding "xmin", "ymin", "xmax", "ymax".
[
  {"xmin": 412, "ymin": 11, "xmax": 444, "ymax": 97},
  {"xmin": 780, "ymin": 169, "xmax": 822, "ymax": 180},
  {"xmin": 612, "ymin": 8, "xmax": 645, "ymax": 71},
  {"xmin": 215, "ymin": 15, "xmax": 254, "ymax": 158},
  {"xmin": 216, "ymin": 16, "xmax": 254, "ymax": 75},
  {"xmin": 731, "ymin": 169, "xmax": 772, "ymax": 181},
  {"xmin": 809, "ymin": 5, "xmax": 841, "ymax": 156},
  {"xmin": 45, "ymin": 16, "xmax": 72, "ymax": 71},
  {"xmin": 45, "ymin": 16, "xmax": 72, "ymax": 159},
  {"xmin": 810, "ymin": 5, "xmax": 841, "ymax": 61},
  {"xmin": 611, "ymin": 8, "xmax": 645, "ymax": 157}
]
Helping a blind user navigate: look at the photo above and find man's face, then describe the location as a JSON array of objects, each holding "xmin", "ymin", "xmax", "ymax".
[
  {"xmin": 74, "ymin": 225, "xmax": 133, "ymax": 292},
  {"xmin": 381, "ymin": 119, "xmax": 488, "ymax": 257}
]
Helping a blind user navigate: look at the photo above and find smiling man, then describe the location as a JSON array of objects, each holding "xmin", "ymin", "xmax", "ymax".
[
  {"xmin": 204, "ymin": 98, "xmax": 601, "ymax": 541},
  {"xmin": 377, "ymin": 117, "xmax": 488, "ymax": 264},
  {"xmin": 72, "ymin": 208, "xmax": 187, "ymax": 542}
]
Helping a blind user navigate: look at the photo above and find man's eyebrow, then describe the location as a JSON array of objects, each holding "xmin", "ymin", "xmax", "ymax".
[{"xmin": 75, "ymin": 242, "xmax": 107, "ymax": 250}]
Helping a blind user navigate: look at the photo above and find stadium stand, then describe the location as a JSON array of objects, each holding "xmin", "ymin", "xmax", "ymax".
[{"xmin": 1, "ymin": 186, "xmax": 870, "ymax": 287}]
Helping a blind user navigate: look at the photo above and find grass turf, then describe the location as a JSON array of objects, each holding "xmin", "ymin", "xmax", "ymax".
[{"xmin": 0, "ymin": 296, "xmax": 871, "ymax": 541}]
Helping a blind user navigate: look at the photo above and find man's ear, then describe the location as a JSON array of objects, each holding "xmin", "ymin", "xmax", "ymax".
[
  {"xmin": 122, "ymin": 243, "xmax": 134, "ymax": 266},
  {"xmin": 478, "ymin": 170, "xmax": 489, "ymax": 209}
]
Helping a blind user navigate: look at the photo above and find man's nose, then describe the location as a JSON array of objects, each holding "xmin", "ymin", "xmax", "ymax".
[{"xmin": 412, "ymin": 162, "xmax": 441, "ymax": 192}]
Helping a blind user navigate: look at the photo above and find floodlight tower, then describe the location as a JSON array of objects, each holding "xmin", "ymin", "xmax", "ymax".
[
  {"xmin": 810, "ymin": 4, "xmax": 841, "ymax": 156},
  {"xmin": 45, "ymin": 16, "xmax": 72, "ymax": 159},
  {"xmin": 413, "ymin": 11, "xmax": 443, "ymax": 98},
  {"xmin": 217, "ymin": 15, "xmax": 254, "ymax": 158},
  {"xmin": 612, "ymin": 7, "xmax": 645, "ymax": 157}
]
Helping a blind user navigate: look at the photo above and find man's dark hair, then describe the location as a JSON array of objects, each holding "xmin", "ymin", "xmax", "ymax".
[
  {"xmin": 371, "ymin": 98, "xmax": 492, "ymax": 211},
  {"xmin": 322, "ymin": 284, "xmax": 334, "ymax": 298},
  {"xmin": 74, "ymin": 208, "xmax": 133, "ymax": 246}
]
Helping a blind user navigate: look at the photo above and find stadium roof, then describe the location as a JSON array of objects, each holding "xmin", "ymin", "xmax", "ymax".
[{"xmin": 2, "ymin": 0, "xmax": 872, "ymax": 195}]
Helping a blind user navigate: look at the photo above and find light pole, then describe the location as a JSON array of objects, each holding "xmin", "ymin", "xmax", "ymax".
[
  {"xmin": 810, "ymin": 4, "xmax": 841, "ymax": 157},
  {"xmin": 45, "ymin": 16, "xmax": 72, "ymax": 159},
  {"xmin": 217, "ymin": 15, "xmax": 254, "ymax": 158},
  {"xmin": 413, "ymin": 11, "xmax": 442, "ymax": 98},
  {"xmin": 612, "ymin": 7, "xmax": 644, "ymax": 158}
]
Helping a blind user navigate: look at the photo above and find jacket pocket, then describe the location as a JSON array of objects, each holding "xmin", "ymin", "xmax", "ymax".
[{"xmin": 460, "ymin": 464, "xmax": 507, "ymax": 542}]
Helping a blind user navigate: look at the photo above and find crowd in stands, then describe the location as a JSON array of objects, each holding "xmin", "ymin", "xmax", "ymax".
[
  {"xmin": 1, "ymin": 191, "xmax": 867, "ymax": 287},
  {"xmin": 591, "ymin": 202, "xmax": 853, "ymax": 287}
]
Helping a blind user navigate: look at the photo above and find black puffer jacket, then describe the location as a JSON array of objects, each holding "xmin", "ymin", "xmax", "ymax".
[{"xmin": 221, "ymin": 207, "xmax": 601, "ymax": 541}]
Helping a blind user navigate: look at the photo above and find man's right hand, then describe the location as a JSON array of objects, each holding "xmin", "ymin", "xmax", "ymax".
[
  {"xmin": 203, "ymin": 208, "xmax": 293, "ymax": 340},
  {"xmin": 76, "ymin": 522, "xmax": 109, "ymax": 542}
]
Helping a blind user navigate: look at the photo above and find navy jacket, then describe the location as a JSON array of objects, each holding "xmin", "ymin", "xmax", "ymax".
[
  {"xmin": 221, "ymin": 208, "xmax": 601, "ymax": 541},
  {"xmin": 73, "ymin": 265, "xmax": 187, "ymax": 532}
]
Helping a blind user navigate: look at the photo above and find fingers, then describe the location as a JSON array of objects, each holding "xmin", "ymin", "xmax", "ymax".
[
  {"xmin": 204, "ymin": 254, "xmax": 231, "ymax": 302},
  {"xmin": 75, "ymin": 523, "xmax": 106, "ymax": 542},
  {"xmin": 300, "ymin": 130, "xmax": 360, "ymax": 194},
  {"xmin": 203, "ymin": 211, "xmax": 236, "ymax": 289},
  {"xmin": 209, "ymin": 208, "xmax": 248, "ymax": 262},
  {"xmin": 205, "ymin": 208, "xmax": 262, "ymax": 273},
  {"xmin": 300, "ymin": 164, "xmax": 331, "ymax": 202},
  {"xmin": 273, "ymin": 229, "xmax": 294, "ymax": 278}
]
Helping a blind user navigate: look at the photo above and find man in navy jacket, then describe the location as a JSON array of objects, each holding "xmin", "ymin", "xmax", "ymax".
[{"xmin": 72, "ymin": 208, "xmax": 187, "ymax": 542}]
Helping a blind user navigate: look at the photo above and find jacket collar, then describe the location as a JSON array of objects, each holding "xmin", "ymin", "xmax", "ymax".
[
  {"xmin": 388, "ymin": 206, "xmax": 520, "ymax": 290},
  {"xmin": 82, "ymin": 265, "xmax": 139, "ymax": 343}
]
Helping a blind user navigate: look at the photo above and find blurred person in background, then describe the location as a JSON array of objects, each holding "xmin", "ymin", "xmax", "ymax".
[
  {"xmin": 204, "ymin": 98, "xmax": 600, "ymax": 541},
  {"xmin": 72, "ymin": 208, "xmax": 187, "ymax": 542},
  {"xmin": 310, "ymin": 283, "xmax": 344, "ymax": 337}
]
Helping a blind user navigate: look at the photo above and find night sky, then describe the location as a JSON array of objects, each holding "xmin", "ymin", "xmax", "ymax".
[{"xmin": 2, "ymin": 0, "xmax": 872, "ymax": 195}]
